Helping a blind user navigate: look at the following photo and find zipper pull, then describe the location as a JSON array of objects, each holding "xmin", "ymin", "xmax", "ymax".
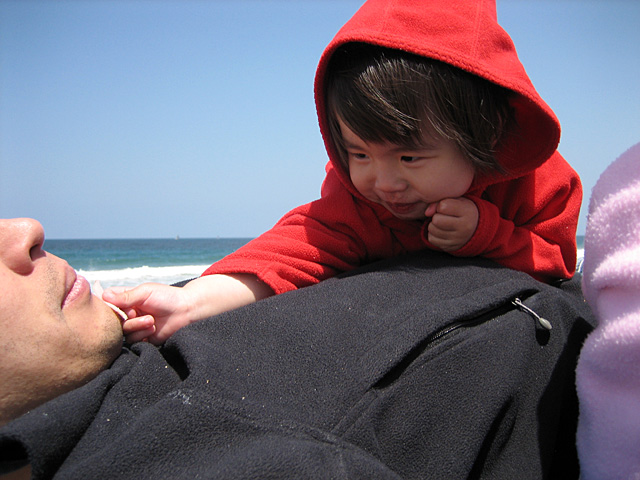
[{"xmin": 513, "ymin": 298, "xmax": 552, "ymax": 331}]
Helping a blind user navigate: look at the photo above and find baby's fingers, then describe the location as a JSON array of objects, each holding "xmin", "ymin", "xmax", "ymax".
[
  {"xmin": 122, "ymin": 315, "xmax": 156, "ymax": 335},
  {"xmin": 123, "ymin": 315, "xmax": 156, "ymax": 344},
  {"xmin": 125, "ymin": 328, "xmax": 156, "ymax": 344},
  {"xmin": 103, "ymin": 284, "xmax": 156, "ymax": 310},
  {"xmin": 429, "ymin": 213, "xmax": 460, "ymax": 232}
]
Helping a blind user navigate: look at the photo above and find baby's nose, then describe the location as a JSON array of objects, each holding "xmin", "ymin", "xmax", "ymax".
[{"xmin": 374, "ymin": 167, "xmax": 406, "ymax": 193}]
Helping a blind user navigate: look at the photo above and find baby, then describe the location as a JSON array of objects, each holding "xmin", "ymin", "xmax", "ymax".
[{"xmin": 104, "ymin": 0, "xmax": 582, "ymax": 344}]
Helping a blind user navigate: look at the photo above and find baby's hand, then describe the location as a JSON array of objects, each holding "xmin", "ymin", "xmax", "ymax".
[
  {"xmin": 121, "ymin": 314, "xmax": 156, "ymax": 344},
  {"xmin": 93, "ymin": 281, "xmax": 155, "ymax": 343},
  {"xmin": 103, "ymin": 283, "xmax": 193, "ymax": 345},
  {"xmin": 425, "ymin": 197, "xmax": 478, "ymax": 252}
]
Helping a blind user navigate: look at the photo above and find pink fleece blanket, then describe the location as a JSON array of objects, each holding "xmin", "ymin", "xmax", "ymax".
[{"xmin": 576, "ymin": 142, "xmax": 640, "ymax": 479}]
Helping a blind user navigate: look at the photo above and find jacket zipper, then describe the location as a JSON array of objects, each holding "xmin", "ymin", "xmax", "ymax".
[
  {"xmin": 423, "ymin": 296, "xmax": 552, "ymax": 346},
  {"xmin": 512, "ymin": 297, "xmax": 552, "ymax": 330},
  {"xmin": 374, "ymin": 296, "xmax": 550, "ymax": 389}
]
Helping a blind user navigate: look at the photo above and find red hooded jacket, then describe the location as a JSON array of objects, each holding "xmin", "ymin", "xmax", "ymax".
[{"xmin": 203, "ymin": 0, "xmax": 582, "ymax": 291}]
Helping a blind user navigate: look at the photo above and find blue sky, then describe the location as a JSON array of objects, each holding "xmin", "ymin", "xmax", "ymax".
[{"xmin": 1, "ymin": 0, "xmax": 639, "ymax": 239}]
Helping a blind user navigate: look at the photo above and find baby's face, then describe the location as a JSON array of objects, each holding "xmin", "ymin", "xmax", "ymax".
[{"xmin": 338, "ymin": 119, "xmax": 475, "ymax": 220}]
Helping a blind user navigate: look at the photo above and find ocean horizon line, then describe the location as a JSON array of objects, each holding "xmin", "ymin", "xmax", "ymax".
[
  {"xmin": 45, "ymin": 236, "xmax": 586, "ymax": 289},
  {"xmin": 47, "ymin": 236, "xmax": 256, "ymax": 242},
  {"xmin": 49, "ymin": 234, "xmax": 586, "ymax": 242}
]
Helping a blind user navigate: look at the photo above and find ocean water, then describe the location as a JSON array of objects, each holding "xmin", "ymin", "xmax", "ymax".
[
  {"xmin": 45, "ymin": 237, "xmax": 252, "ymax": 288},
  {"xmin": 45, "ymin": 235, "xmax": 585, "ymax": 289}
]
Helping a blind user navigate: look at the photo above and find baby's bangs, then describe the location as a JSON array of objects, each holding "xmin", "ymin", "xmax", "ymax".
[{"xmin": 326, "ymin": 45, "xmax": 431, "ymax": 149}]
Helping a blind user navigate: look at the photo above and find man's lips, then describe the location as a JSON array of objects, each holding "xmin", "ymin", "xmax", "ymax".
[{"xmin": 62, "ymin": 268, "xmax": 89, "ymax": 308}]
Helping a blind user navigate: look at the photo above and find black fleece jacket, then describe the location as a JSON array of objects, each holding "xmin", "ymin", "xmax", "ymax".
[{"xmin": 0, "ymin": 251, "xmax": 595, "ymax": 479}]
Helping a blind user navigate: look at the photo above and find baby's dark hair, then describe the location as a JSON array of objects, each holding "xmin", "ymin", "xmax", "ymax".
[{"xmin": 325, "ymin": 43, "xmax": 514, "ymax": 174}]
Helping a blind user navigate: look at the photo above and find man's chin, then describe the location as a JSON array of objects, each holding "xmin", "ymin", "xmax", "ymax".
[{"xmin": 91, "ymin": 302, "xmax": 126, "ymax": 367}]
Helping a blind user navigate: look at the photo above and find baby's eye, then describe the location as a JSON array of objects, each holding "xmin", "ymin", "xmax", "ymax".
[
  {"xmin": 401, "ymin": 156, "xmax": 420, "ymax": 163},
  {"xmin": 349, "ymin": 152, "xmax": 368, "ymax": 160}
]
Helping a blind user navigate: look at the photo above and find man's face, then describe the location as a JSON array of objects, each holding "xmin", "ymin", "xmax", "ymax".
[{"xmin": 0, "ymin": 218, "xmax": 123, "ymax": 426}]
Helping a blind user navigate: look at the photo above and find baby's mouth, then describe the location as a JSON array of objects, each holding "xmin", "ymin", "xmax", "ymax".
[{"xmin": 385, "ymin": 201, "xmax": 418, "ymax": 215}]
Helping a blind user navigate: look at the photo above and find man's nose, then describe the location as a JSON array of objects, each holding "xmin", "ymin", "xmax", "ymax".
[{"xmin": 0, "ymin": 218, "xmax": 46, "ymax": 274}]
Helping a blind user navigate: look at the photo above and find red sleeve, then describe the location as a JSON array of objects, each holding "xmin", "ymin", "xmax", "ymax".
[
  {"xmin": 444, "ymin": 152, "xmax": 581, "ymax": 282},
  {"xmin": 201, "ymin": 170, "xmax": 410, "ymax": 294}
]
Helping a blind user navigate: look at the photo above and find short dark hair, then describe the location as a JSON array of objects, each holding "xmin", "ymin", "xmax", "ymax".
[{"xmin": 325, "ymin": 43, "xmax": 514, "ymax": 174}]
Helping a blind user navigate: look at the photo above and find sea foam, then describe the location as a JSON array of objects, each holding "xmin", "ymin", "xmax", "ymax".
[
  {"xmin": 79, "ymin": 248, "xmax": 587, "ymax": 289},
  {"xmin": 79, "ymin": 264, "xmax": 209, "ymax": 289}
]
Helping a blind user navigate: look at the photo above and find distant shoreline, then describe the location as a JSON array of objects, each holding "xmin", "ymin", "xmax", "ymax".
[{"xmin": 46, "ymin": 236, "xmax": 588, "ymax": 289}]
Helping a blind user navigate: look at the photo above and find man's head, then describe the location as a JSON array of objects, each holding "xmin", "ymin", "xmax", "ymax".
[
  {"xmin": 0, "ymin": 218, "xmax": 123, "ymax": 427},
  {"xmin": 325, "ymin": 43, "xmax": 514, "ymax": 175}
]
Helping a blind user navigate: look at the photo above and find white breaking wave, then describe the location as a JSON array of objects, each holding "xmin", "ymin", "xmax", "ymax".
[
  {"xmin": 78, "ymin": 264, "xmax": 209, "ymax": 289},
  {"xmin": 80, "ymin": 248, "xmax": 588, "ymax": 290},
  {"xmin": 576, "ymin": 249, "xmax": 585, "ymax": 273}
]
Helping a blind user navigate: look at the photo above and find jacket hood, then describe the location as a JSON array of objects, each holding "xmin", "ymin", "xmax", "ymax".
[{"xmin": 314, "ymin": 0, "xmax": 561, "ymax": 194}]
